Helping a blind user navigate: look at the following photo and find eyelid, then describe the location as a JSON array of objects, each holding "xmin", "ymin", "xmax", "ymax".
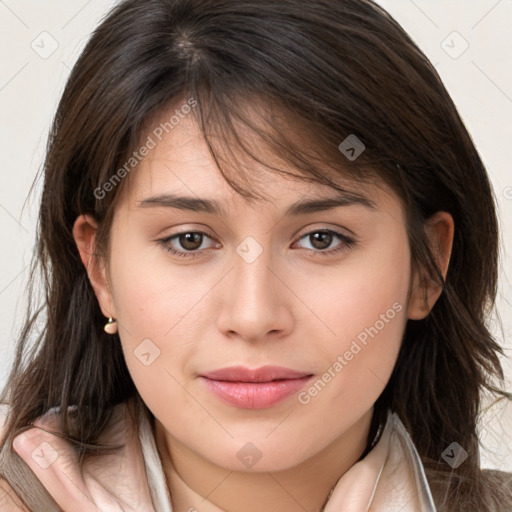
[
  {"xmin": 293, "ymin": 223, "xmax": 356, "ymax": 240},
  {"xmin": 159, "ymin": 228, "xmax": 219, "ymax": 251}
]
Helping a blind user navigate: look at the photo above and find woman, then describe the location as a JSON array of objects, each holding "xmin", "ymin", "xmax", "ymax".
[{"xmin": 0, "ymin": 0, "xmax": 511, "ymax": 510}]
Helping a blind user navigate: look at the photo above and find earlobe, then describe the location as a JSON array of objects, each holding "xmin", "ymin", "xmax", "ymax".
[
  {"xmin": 72, "ymin": 214, "xmax": 116, "ymax": 320},
  {"xmin": 408, "ymin": 211, "xmax": 454, "ymax": 320}
]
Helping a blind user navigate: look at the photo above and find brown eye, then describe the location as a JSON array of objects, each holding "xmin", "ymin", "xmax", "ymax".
[
  {"xmin": 309, "ymin": 232, "xmax": 333, "ymax": 250},
  {"xmin": 159, "ymin": 230, "xmax": 217, "ymax": 258},
  {"xmin": 294, "ymin": 229, "xmax": 356, "ymax": 257},
  {"xmin": 178, "ymin": 232, "xmax": 204, "ymax": 251}
]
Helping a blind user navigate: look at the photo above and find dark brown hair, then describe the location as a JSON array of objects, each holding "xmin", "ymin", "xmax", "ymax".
[{"xmin": 1, "ymin": 0, "xmax": 511, "ymax": 510}]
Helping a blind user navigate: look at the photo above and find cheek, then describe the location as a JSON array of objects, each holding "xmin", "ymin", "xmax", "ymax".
[
  {"xmin": 106, "ymin": 237, "xmax": 218, "ymax": 412},
  {"xmin": 108, "ymin": 228, "xmax": 210, "ymax": 339},
  {"xmin": 293, "ymin": 231, "xmax": 411, "ymax": 411}
]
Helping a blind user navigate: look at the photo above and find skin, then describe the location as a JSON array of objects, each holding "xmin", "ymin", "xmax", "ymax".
[{"xmin": 44, "ymin": 105, "xmax": 453, "ymax": 512}]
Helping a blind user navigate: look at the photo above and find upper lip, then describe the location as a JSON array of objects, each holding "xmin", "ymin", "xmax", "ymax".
[{"xmin": 200, "ymin": 365, "xmax": 312, "ymax": 383}]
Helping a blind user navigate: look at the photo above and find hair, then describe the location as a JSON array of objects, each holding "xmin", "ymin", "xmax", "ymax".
[{"xmin": 0, "ymin": 0, "xmax": 511, "ymax": 510}]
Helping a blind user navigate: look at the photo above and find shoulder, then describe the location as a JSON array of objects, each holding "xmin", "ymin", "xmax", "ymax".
[
  {"xmin": 481, "ymin": 469, "xmax": 512, "ymax": 512},
  {"xmin": 0, "ymin": 479, "xmax": 29, "ymax": 512},
  {"xmin": 482, "ymin": 468, "xmax": 512, "ymax": 491},
  {"xmin": 0, "ymin": 405, "xmax": 29, "ymax": 512}
]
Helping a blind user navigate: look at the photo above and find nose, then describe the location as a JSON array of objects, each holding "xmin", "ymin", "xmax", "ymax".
[{"xmin": 216, "ymin": 243, "xmax": 294, "ymax": 343}]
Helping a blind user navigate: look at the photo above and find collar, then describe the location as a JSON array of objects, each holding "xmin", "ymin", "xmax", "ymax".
[{"xmin": 136, "ymin": 401, "xmax": 436, "ymax": 512}]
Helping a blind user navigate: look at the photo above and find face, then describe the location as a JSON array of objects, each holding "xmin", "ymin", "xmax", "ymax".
[{"xmin": 85, "ymin": 105, "xmax": 424, "ymax": 473}]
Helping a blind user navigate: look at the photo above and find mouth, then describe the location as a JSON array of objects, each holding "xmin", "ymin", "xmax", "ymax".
[{"xmin": 199, "ymin": 365, "xmax": 314, "ymax": 409}]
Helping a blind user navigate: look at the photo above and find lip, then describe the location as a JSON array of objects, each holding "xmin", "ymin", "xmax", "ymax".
[{"xmin": 199, "ymin": 365, "xmax": 314, "ymax": 409}]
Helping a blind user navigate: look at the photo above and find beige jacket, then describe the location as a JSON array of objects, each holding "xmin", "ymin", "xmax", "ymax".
[{"xmin": 0, "ymin": 400, "xmax": 440, "ymax": 511}]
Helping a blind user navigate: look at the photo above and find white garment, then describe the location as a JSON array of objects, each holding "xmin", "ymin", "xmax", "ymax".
[
  {"xmin": 135, "ymin": 402, "xmax": 437, "ymax": 512},
  {"xmin": 2, "ymin": 401, "xmax": 437, "ymax": 511}
]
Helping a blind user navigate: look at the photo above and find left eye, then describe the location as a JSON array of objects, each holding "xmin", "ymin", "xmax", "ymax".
[
  {"xmin": 293, "ymin": 229, "xmax": 356, "ymax": 256},
  {"xmin": 159, "ymin": 229, "xmax": 355, "ymax": 258}
]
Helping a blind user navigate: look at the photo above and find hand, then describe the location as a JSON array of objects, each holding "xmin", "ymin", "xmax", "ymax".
[{"xmin": 12, "ymin": 405, "xmax": 157, "ymax": 512}]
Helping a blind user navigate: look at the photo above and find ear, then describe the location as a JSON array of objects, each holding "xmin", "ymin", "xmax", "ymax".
[
  {"xmin": 72, "ymin": 214, "xmax": 116, "ymax": 320},
  {"xmin": 408, "ymin": 211, "xmax": 454, "ymax": 320}
]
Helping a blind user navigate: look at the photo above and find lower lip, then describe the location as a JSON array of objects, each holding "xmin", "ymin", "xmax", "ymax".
[{"xmin": 200, "ymin": 376, "xmax": 313, "ymax": 409}]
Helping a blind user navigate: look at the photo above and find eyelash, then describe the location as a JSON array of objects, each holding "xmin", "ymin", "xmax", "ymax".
[{"xmin": 158, "ymin": 229, "xmax": 356, "ymax": 259}]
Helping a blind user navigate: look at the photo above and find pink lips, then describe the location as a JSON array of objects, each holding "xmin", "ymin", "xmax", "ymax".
[{"xmin": 199, "ymin": 365, "xmax": 313, "ymax": 409}]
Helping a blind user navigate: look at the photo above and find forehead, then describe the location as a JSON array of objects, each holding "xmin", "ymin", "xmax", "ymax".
[{"xmin": 117, "ymin": 98, "xmax": 399, "ymax": 218}]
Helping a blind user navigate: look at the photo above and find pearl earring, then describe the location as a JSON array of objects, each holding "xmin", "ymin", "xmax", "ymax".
[{"xmin": 104, "ymin": 317, "xmax": 118, "ymax": 334}]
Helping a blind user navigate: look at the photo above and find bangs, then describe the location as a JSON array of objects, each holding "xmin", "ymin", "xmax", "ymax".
[{"xmin": 128, "ymin": 86, "xmax": 388, "ymax": 208}]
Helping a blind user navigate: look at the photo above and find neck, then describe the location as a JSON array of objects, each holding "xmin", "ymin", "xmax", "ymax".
[{"xmin": 154, "ymin": 409, "xmax": 374, "ymax": 512}]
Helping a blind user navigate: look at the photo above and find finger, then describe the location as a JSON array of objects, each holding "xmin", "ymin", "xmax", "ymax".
[{"xmin": 12, "ymin": 427, "xmax": 103, "ymax": 512}]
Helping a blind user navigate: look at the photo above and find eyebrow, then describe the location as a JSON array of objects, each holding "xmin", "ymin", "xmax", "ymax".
[{"xmin": 138, "ymin": 191, "xmax": 376, "ymax": 216}]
